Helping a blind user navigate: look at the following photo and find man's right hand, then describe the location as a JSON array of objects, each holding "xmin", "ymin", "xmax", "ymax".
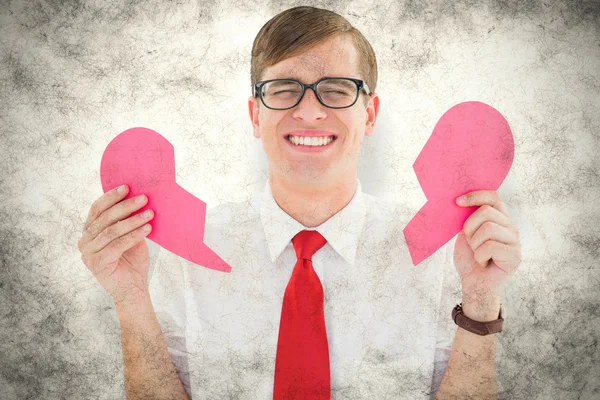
[{"xmin": 78, "ymin": 184, "xmax": 155, "ymax": 305}]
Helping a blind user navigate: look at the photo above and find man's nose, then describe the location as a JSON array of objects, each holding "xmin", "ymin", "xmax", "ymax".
[{"xmin": 292, "ymin": 88, "xmax": 328, "ymax": 118}]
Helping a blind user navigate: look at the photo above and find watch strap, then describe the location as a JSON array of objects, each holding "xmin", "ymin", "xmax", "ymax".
[{"xmin": 452, "ymin": 303, "xmax": 503, "ymax": 336}]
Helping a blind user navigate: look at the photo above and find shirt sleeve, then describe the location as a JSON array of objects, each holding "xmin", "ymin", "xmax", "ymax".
[
  {"xmin": 430, "ymin": 236, "xmax": 460, "ymax": 397},
  {"xmin": 147, "ymin": 240, "xmax": 191, "ymax": 397}
]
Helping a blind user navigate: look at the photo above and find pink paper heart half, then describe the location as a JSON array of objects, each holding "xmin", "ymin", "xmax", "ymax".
[
  {"xmin": 403, "ymin": 101, "xmax": 514, "ymax": 266},
  {"xmin": 100, "ymin": 127, "xmax": 231, "ymax": 273}
]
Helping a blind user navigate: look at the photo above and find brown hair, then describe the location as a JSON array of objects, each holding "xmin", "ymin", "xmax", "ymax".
[{"xmin": 250, "ymin": 6, "xmax": 378, "ymax": 106}]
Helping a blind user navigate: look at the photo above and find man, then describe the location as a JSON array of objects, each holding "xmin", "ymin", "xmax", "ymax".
[{"xmin": 79, "ymin": 6, "xmax": 521, "ymax": 400}]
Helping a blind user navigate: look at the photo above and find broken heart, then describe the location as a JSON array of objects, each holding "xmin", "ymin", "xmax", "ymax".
[
  {"xmin": 100, "ymin": 127, "xmax": 231, "ymax": 273},
  {"xmin": 403, "ymin": 101, "xmax": 514, "ymax": 266}
]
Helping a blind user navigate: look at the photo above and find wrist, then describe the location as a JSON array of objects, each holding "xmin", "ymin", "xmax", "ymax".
[
  {"xmin": 113, "ymin": 289, "xmax": 152, "ymax": 312},
  {"xmin": 461, "ymin": 294, "xmax": 501, "ymax": 322}
]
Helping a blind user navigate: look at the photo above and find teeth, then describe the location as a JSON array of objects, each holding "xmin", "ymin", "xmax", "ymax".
[{"xmin": 288, "ymin": 135, "xmax": 335, "ymax": 146}]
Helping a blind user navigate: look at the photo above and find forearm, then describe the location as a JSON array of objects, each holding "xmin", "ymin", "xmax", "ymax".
[
  {"xmin": 435, "ymin": 296, "xmax": 500, "ymax": 400},
  {"xmin": 116, "ymin": 293, "xmax": 191, "ymax": 400}
]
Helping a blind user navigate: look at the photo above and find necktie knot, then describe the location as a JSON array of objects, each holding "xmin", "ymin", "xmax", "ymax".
[{"xmin": 291, "ymin": 229, "xmax": 327, "ymax": 261}]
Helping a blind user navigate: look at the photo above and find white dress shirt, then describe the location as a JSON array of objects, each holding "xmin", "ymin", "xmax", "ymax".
[{"xmin": 147, "ymin": 177, "xmax": 459, "ymax": 399}]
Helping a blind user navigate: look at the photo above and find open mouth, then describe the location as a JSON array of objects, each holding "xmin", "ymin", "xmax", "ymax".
[{"xmin": 285, "ymin": 135, "xmax": 338, "ymax": 147}]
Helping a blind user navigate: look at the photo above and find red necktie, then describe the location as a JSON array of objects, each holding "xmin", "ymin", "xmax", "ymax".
[{"xmin": 273, "ymin": 230, "xmax": 331, "ymax": 399}]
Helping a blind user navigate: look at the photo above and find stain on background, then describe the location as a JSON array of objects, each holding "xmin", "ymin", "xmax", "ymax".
[{"xmin": 1, "ymin": 0, "xmax": 599, "ymax": 399}]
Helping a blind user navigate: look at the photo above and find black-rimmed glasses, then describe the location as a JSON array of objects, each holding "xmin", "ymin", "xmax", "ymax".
[{"xmin": 253, "ymin": 77, "xmax": 370, "ymax": 110}]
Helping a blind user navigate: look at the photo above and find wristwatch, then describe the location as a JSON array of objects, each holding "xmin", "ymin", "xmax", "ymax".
[{"xmin": 452, "ymin": 303, "xmax": 504, "ymax": 336}]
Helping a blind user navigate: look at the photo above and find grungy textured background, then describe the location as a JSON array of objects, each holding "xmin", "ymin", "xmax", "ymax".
[{"xmin": 1, "ymin": 0, "xmax": 599, "ymax": 399}]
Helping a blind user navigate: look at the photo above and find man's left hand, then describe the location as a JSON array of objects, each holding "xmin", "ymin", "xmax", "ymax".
[{"xmin": 454, "ymin": 190, "xmax": 522, "ymax": 309}]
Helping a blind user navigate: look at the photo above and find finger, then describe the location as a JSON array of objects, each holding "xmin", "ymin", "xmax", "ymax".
[
  {"xmin": 474, "ymin": 240, "xmax": 519, "ymax": 275},
  {"xmin": 468, "ymin": 220, "xmax": 519, "ymax": 250},
  {"xmin": 83, "ymin": 208, "xmax": 154, "ymax": 254},
  {"xmin": 82, "ymin": 192, "xmax": 147, "ymax": 243},
  {"xmin": 96, "ymin": 223, "xmax": 153, "ymax": 266},
  {"xmin": 456, "ymin": 190, "xmax": 510, "ymax": 218},
  {"xmin": 83, "ymin": 184, "xmax": 129, "ymax": 234},
  {"xmin": 462, "ymin": 204, "xmax": 512, "ymax": 243}
]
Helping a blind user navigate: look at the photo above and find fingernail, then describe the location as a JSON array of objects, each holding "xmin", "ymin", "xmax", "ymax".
[
  {"xmin": 456, "ymin": 195, "xmax": 466, "ymax": 204},
  {"xmin": 135, "ymin": 195, "xmax": 146, "ymax": 204},
  {"xmin": 117, "ymin": 185, "xmax": 127, "ymax": 195}
]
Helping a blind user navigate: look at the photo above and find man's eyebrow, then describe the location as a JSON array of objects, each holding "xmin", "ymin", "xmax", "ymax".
[
  {"xmin": 269, "ymin": 75, "xmax": 338, "ymax": 81},
  {"xmin": 271, "ymin": 74, "xmax": 304, "ymax": 80}
]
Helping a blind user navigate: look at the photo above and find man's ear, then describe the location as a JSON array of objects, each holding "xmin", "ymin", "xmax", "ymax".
[
  {"xmin": 364, "ymin": 93, "xmax": 380, "ymax": 137},
  {"xmin": 248, "ymin": 96, "xmax": 261, "ymax": 139}
]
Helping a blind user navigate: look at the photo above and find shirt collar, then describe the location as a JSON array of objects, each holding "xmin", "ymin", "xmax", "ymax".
[{"xmin": 260, "ymin": 177, "xmax": 366, "ymax": 266}]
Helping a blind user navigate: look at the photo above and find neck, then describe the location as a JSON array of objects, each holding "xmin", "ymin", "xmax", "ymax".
[{"xmin": 269, "ymin": 171, "xmax": 358, "ymax": 228}]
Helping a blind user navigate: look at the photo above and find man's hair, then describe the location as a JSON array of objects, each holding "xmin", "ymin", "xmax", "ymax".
[{"xmin": 250, "ymin": 6, "xmax": 378, "ymax": 106}]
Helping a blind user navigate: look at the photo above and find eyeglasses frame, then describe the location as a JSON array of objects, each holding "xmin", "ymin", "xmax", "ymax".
[{"xmin": 253, "ymin": 77, "xmax": 371, "ymax": 110}]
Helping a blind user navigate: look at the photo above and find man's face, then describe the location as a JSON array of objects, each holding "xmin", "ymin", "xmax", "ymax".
[{"xmin": 248, "ymin": 34, "xmax": 379, "ymax": 187}]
